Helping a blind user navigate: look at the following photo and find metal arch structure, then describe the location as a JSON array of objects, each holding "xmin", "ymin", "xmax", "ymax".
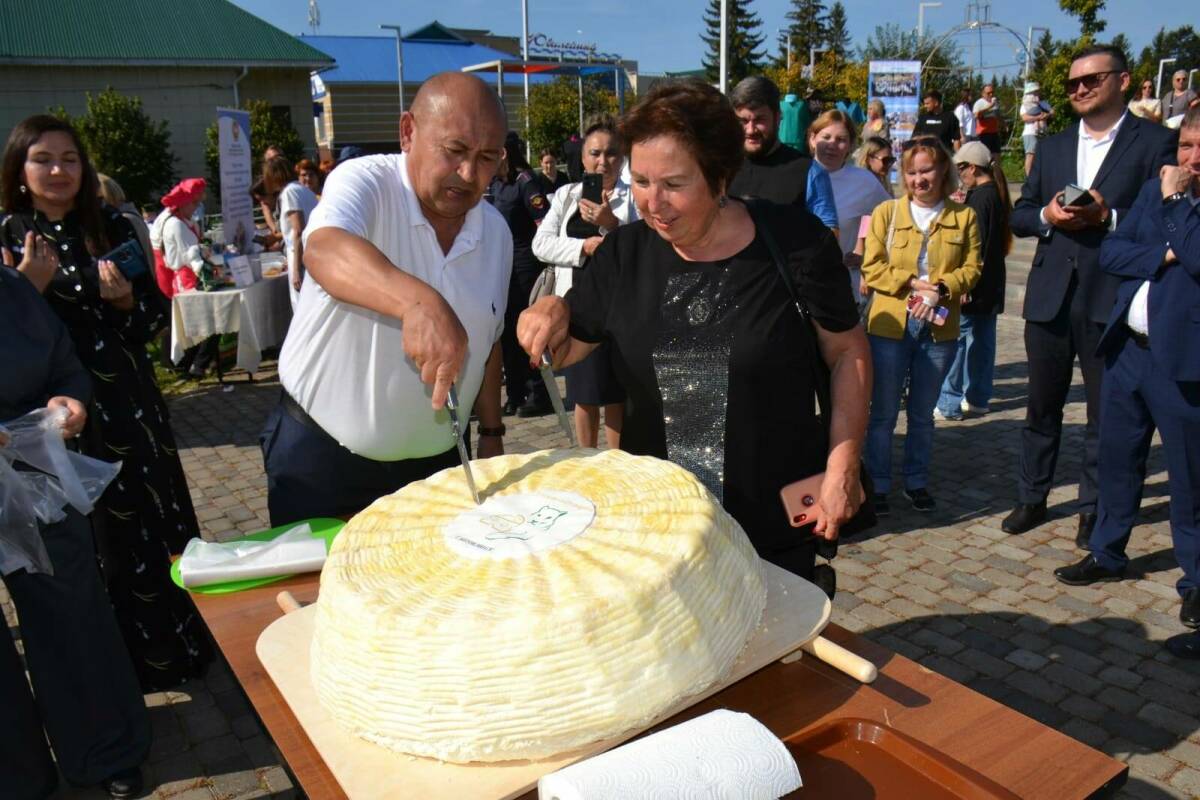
[
  {"xmin": 921, "ymin": 19, "xmax": 1036, "ymax": 152},
  {"xmin": 921, "ymin": 20, "xmax": 1030, "ymax": 80}
]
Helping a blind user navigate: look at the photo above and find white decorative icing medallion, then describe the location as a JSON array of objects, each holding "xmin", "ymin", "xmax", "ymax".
[{"xmin": 443, "ymin": 490, "xmax": 596, "ymax": 559}]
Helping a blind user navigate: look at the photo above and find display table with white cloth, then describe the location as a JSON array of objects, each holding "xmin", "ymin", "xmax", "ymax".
[{"xmin": 170, "ymin": 259, "xmax": 292, "ymax": 377}]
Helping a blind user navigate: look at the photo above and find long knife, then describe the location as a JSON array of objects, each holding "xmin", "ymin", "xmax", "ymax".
[
  {"xmin": 445, "ymin": 385, "xmax": 481, "ymax": 505},
  {"xmin": 540, "ymin": 351, "xmax": 577, "ymax": 448}
]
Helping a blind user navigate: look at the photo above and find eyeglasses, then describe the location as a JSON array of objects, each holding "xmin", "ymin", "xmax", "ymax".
[
  {"xmin": 1064, "ymin": 71, "xmax": 1115, "ymax": 94},
  {"xmin": 901, "ymin": 136, "xmax": 941, "ymax": 152}
]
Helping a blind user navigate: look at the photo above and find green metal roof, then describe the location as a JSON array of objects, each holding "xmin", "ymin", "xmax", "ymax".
[{"xmin": 0, "ymin": 0, "xmax": 334, "ymax": 67}]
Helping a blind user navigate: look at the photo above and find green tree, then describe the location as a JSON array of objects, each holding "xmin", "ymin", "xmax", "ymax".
[
  {"xmin": 826, "ymin": 2, "xmax": 852, "ymax": 61},
  {"xmin": 1136, "ymin": 26, "xmax": 1200, "ymax": 91},
  {"xmin": 701, "ymin": 0, "xmax": 768, "ymax": 87},
  {"xmin": 781, "ymin": 0, "xmax": 828, "ymax": 66},
  {"xmin": 56, "ymin": 87, "xmax": 176, "ymax": 207},
  {"xmin": 520, "ymin": 76, "xmax": 619, "ymax": 161},
  {"xmin": 203, "ymin": 99, "xmax": 306, "ymax": 197},
  {"xmin": 1059, "ymin": 0, "xmax": 1107, "ymax": 38}
]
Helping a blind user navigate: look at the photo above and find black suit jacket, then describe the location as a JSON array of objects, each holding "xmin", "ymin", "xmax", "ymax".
[{"xmin": 1011, "ymin": 115, "xmax": 1176, "ymax": 324}]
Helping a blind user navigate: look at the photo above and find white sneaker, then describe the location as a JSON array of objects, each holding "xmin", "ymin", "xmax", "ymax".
[
  {"xmin": 961, "ymin": 400, "xmax": 989, "ymax": 416},
  {"xmin": 933, "ymin": 408, "xmax": 957, "ymax": 421}
]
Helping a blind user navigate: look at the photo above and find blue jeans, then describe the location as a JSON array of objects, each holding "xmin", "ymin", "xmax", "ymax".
[
  {"xmin": 936, "ymin": 313, "xmax": 998, "ymax": 417},
  {"xmin": 867, "ymin": 318, "xmax": 958, "ymax": 493}
]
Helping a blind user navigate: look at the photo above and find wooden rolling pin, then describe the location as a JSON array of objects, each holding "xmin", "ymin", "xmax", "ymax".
[{"xmin": 781, "ymin": 634, "xmax": 878, "ymax": 683}]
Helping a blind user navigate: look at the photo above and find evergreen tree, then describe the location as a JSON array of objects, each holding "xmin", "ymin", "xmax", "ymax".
[
  {"xmin": 782, "ymin": 0, "xmax": 828, "ymax": 65},
  {"xmin": 1059, "ymin": 0, "xmax": 1107, "ymax": 38},
  {"xmin": 701, "ymin": 0, "xmax": 768, "ymax": 86},
  {"xmin": 826, "ymin": 2, "xmax": 851, "ymax": 60}
]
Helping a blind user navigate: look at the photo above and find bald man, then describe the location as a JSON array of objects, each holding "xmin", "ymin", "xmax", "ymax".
[{"xmin": 263, "ymin": 72, "xmax": 514, "ymax": 524}]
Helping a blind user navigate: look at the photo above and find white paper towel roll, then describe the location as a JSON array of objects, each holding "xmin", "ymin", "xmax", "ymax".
[
  {"xmin": 537, "ymin": 709, "xmax": 801, "ymax": 800},
  {"xmin": 179, "ymin": 524, "xmax": 325, "ymax": 587}
]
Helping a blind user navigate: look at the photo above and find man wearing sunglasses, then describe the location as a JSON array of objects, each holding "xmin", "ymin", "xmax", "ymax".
[{"xmin": 1004, "ymin": 45, "xmax": 1177, "ymax": 545}]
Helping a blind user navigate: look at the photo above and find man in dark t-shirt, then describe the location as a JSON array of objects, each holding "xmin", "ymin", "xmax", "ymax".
[
  {"xmin": 726, "ymin": 76, "xmax": 839, "ymax": 234},
  {"xmin": 912, "ymin": 89, "xmax": 961, "ymax": 153}
]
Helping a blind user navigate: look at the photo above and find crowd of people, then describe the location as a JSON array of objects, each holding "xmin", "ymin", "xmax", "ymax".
[{"xmin": 0, "ymin": 41, "xmax": 1198, "ymax": 799}]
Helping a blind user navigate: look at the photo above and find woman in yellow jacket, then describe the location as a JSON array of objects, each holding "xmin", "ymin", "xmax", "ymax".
[{"xmin": 861, "ymin": 137, "xmax": 981, "ymax": 515}]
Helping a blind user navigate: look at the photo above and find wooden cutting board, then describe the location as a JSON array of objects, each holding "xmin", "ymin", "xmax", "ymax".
[{"xmin": 256, "ymin": 561, "xmax": 830, "ymax": 800}]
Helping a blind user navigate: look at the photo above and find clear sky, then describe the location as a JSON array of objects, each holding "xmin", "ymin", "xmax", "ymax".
[{"xmin": 235, "ymin": 0, "xmax": 1188, "ymax": 76}]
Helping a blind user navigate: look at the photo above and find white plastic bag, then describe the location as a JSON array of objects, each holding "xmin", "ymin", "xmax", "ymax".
[{"xmin": 0, "ymin": 408, "xmax": 123, "ymax": 576}]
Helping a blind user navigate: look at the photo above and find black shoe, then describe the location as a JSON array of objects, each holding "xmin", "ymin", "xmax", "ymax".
[
  {"xmin": 516, "ymin": 398, "xmax": 553, "ymax": 418},
  {"xmin": 1182, "ymin": 588, "xmax": 1200, "ymax": 629},
  {"xmin": 873, "ymin": 493, "xmax": 890, "ymax": 517},
  {"xmin": 503, "ymin": 398, "xmax": 522, "ymax": 416},
  {"xmin": 1054, "ymin": 554, "xmax": 1125, "ymax": 586},
  {"xmin": 903, "ymin": 487, "xmax": 936, "ymax": 511},
  {"xmin": 1076, "ymin": 512, "xmax": 1097, "ymax": 549},
  {"xmin": 102, "ymin": 767, "xmax": 144, "ymax": 799},
  {"xmin": 1165, "ymin": 631, "xmax": 1200, "ymax": 660},
  {"xmin": 1002, "ymin": 502, "xmax": 1047, "ymax": 534}
]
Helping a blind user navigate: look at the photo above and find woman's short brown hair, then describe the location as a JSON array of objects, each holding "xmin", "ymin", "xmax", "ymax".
[
  {"xmin": 262, "ymin": 156, "xmax": 293, "ymax": 192},
  {"xmin": 619, "ymin": 79, "xmax": 743, "ymax": 195},
  {"xmin": 807, "ymin": 109, "xmax": 859, "ymax": 150},
  {"xmin": 900, "ymin": 136, "xmax": 959, "ymax": 199}
]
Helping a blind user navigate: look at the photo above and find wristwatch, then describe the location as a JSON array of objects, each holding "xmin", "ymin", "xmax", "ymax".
[
  {"xmin": 477, "ymin": 424, "xmax": 506, "ymax": 438},
  {"xmin": 1164, "ymin": 191, "xmax": 1188, "ymax": 205}
]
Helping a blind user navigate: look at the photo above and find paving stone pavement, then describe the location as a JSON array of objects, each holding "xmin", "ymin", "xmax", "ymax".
[{"xmin": 7, "ymin": 280, "xmax": 1200, "ymax": 798}]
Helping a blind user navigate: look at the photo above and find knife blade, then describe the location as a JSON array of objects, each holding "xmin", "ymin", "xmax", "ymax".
[
  {"xmin": 540, "ymin": 351, "xmax": 577, "ymax": 448},
  {"xmin": 445, "ymin": 385, "xmax": 481, "ymax": 505}
]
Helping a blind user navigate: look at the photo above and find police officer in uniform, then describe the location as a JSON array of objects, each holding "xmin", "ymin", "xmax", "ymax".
[{"xmin": 488, "ymin": 133, "xmax": 553, "ymax": 417}]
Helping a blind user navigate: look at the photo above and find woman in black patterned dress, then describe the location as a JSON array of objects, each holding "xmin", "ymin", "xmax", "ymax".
[{"xmin": 0, "ymin": 115, "xmax": 212, "ymax": 691}]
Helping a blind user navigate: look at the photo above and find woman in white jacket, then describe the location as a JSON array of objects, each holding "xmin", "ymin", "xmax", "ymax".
[{"xmin": 532, "ymin": 116, "xmax": 638, "ymax": 448}]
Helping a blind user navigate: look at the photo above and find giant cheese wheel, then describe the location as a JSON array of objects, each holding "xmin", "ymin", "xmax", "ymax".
[{"xmin": 311, "ymin": 448, "xmax": 767, "ymax": 762}]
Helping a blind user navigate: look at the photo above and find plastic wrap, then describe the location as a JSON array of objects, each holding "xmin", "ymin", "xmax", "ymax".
[{"xmin": 0, "ymin": 408, "xmax": 122, "ymax": 576}]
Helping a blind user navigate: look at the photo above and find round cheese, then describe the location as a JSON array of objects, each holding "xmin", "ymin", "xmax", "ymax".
[{"xmin": 311, "ymin": 448, "xmax": 767, "ymax": 763}]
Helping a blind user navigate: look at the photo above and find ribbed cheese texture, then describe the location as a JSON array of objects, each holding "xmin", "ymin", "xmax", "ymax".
[{"xmin": 311, "ymin": 448, "xmax": 767, "ymax": 763}]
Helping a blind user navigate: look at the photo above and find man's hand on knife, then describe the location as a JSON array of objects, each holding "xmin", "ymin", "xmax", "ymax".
[{"xmin": 401, "ymin": 290, "xmax": 468, "ymax": 410}]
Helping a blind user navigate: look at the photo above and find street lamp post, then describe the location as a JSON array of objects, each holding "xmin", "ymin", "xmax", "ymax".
[
  {"xmin": 808, "ymin": 47, "xmax": 827, "ymax": 80},
  {"xmin": 777, "ymin": 29, "xmax": 793, "ymax": 72},
  {"xmin": 1157, "ymin": 58, "xmax": 1177, "ymax": 100},
  {"xmin": 1023, "ymin": 26, "xmax": 1049, "ymax": 79},
  {"xmin": 379, "ymin": 24, "xmax": 405, "ymax": 114},
  {"xmin": 521, "ymin": 0, "xmax": 530, "ymax": 161},
  {"xmin": 917, "ymin": 2, "xmax": 942, "ymax": 41},
  {"xmin": 719, "ymin": 0, "xmax": 728, "ymax": 93},
  {"xmin": 1190, "ymin": 68, "xmax": 1199, "ymax": 91}
]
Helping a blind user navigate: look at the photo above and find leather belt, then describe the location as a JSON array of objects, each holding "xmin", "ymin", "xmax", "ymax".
[
  {"xmin": 1127, "ymin": 328, "xmax": 1150, "ymax": 350},
  {"xmin": 280, "ymin": 389, "xmax": 324, "ymax": 433}
]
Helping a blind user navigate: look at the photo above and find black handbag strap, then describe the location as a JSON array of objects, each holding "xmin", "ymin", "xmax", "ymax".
[{"xmin": 743, "ymin": 199, "xmax": 833, "ymax": 419}]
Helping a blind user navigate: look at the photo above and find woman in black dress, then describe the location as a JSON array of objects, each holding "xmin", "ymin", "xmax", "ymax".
[
  {"xmin": 0, "ymin": 115, "xmax": 212, "ymax": 691},
  {"xmin": 518, "ymin": 82, "xmax": 871, "ymax": 585}
]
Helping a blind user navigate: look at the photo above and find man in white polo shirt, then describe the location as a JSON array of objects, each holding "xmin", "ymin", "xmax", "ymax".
[{"xmin": 261, "ymin": 72, "xmax": 512, "ymax": 524}]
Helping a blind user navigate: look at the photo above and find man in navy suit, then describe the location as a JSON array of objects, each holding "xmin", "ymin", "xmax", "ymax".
[
  {"xmin": 1055, "ymin": 109, "xmax": 1200, "ymax": 659},
  {"xmin": 1003, "ymin": 45, "xmax": 1177, "ymax": 543}
]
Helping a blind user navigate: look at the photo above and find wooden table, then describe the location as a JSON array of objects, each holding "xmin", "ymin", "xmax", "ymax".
[{"xmin": 191, "ymin": 574, "xmax": 1128, "ymax": 800}]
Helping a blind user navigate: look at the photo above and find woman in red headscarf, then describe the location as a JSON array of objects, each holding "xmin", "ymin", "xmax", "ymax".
[
  {"xmin": 152, "ymin": 177, "xmax": 208, "ymax": 296},
  {"xmin": 0, "ymin": 116, "xmax": 213, "ymax": 694}
]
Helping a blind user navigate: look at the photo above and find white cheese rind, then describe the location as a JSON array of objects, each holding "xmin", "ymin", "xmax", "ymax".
[{"xmin": 311, "ymin": 448, "xmax": 767, "ymax": 763}]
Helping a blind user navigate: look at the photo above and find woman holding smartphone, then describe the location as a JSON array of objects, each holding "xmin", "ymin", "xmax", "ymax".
[
  {"xmin": 0, "ymin": 115, "xmax": 211, "ymax": 692},
  {"xmin": 861, "ymin": 137, "xmax": 981, "ymax": 515},
  {"xmin": 533, "ymin": 115, "xmax": 637, "ymax": 448}
]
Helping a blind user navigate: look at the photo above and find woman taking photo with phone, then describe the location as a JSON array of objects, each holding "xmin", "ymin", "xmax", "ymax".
[
  {"xmin": 861, "ymin": 137, "xmax": 980, "ymax": 515},
  {"xmin": 0, "ymin": 115, "xmax": 211, "ymax": 692},
  {"xmin": 532, "ymin": 115, "xmax": 637, "ymax": 447}
]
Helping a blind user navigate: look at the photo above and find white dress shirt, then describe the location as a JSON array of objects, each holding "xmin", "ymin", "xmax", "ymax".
[
  {"xmin": 280, "ymin": 153, "xmax": 513, "ymax": 461},
  {"xmin": 1126, "ymin": 190, "xmax": 1200, "ymax": 335},
  {"xmin": 532, "ymin": 177, "xmax": 638, "ymax": 297}
]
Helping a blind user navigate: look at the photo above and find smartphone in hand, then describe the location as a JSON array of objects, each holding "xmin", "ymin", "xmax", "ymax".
[
  {"xmin": 907, "ymin": 293, "xmax": 949, "ymax": 325},
  {"xmin": 99, "ymin": 239, "xmax": 148, "ymax": 280},
  {"xmin": 581, "ymin": 172, "xmax": 603, "ymax": 205},
  {"xmin": 1059, "ymin": 183, "xmax": 1095, "ymax": 208}
]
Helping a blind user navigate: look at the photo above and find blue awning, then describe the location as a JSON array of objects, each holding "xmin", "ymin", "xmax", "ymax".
[{"xmin": 299, "ymin": 35, "xmax": 556, "ymax": 86}]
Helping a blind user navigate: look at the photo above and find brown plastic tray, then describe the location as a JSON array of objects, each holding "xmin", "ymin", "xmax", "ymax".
[{"xmin": 783, "ymin": 718, "xmax": 1021, "ymax": 799}]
